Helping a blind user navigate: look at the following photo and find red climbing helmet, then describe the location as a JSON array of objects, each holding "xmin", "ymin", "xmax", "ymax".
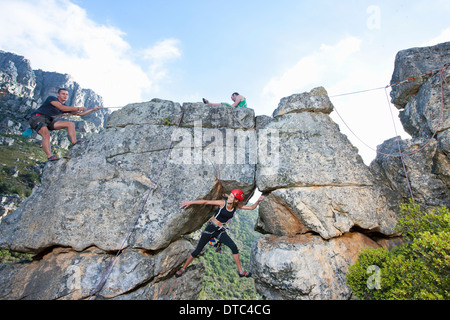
[{"xmin": 231, "ymin": 189, "xmax": 245, "ymax": 201}]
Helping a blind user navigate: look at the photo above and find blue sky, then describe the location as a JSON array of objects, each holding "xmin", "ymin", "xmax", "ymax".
[{"xmin": 0, "ymin": 0, "xmax": 449, "ymax": 163}]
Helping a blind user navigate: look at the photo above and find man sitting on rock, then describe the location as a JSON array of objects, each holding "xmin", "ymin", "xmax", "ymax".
[
  {"xmin": 203, "ymin": 92, "xmax": 248, "ymax": 108},
  {"xmin": 27, "ymin": 88, "xmax": 101, "ymax": 161}
]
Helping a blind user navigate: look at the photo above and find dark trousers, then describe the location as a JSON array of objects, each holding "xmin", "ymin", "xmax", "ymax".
[{"xmin": 191, "ymin": 222, "xmax": 239, "ymax": 257}]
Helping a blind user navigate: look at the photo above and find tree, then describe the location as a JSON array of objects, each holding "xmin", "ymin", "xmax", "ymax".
[{"xmin": 346, "ymin": 201, "xmax": 450, "ymax": 300}]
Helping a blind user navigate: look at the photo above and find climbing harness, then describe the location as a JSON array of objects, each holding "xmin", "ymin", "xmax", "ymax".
[{"xmin": 88, "ymin": 105, "xmax": 185, "ymax": 299}]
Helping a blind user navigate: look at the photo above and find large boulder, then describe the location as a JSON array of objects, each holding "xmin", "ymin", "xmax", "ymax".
[
  {"xmin": 370, "ymin": 137, "xmax": 450, "ymax": 209},
  {"xmin": 250, "ymin": 233, "xmax": 380, "ymax": 300},
  {"xmin": 256, "ymin": 186, "xmax": 397, "ymax": 239},
  {"xmin": 0, "ymin": 100, "xmax": 256, "ymax": 253},
  {"xmin": 251, "ymin": 87, "xmax": 399, "ymax": 300},
  {"xmin": 372, "ymin": 41, "xmax": 450, "ymax": 210},
  {"xmin": 0, "ymin": 100, "xmax": 256, "ymax": 299},
  {"xmin": 256, "ymin": 87, "xmax": 398, "ymax": 239},
  {"xmin": 0, "ymin": 240, "xmax": 202, "ymax": 300},
  {"xmin": 398, "ymin": 66, "xmax": 450, "ymax": 139},
  {"xmin": 390, "ymin": 41, "xmax": 450, "ymax": 109}
]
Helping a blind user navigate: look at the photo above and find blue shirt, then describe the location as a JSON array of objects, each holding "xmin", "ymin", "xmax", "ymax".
[{"xmin": 35, "ymin": 96, "xmax": 65, "ymax": 117}]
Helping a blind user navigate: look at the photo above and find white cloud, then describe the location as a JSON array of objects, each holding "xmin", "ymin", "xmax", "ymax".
[
  {"xmin": 141, "ymin": 39, "xmax": 182, "ymax": 90},
  {"xmin": 421, "ymin": 28, "xmax": 450, "ymax": 47},
  {"xmin": 0, "ymin": 0, "xmax": 181, "ymax": 108},
  {"xmin": 259, "ymin": 36, "xmax": 409, "ymax": 165},
  {"xmin": 261, "ymin": 36, "xmax": 362, "ymax": 110},
  {"xmin": 142, "ymin": 39, "xmax": 182, "ymax": 61}
]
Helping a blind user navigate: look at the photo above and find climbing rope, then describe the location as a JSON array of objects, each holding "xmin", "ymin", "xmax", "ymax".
[
  {"xmin": 208, "ymin": 63, "xmax": 448, "ymax": 206},
  {"xmin": 331, "ymin": 63, "xmax": 449, "ymax": 158},
  {"xmin": 329, "ymin": 64, "xmax": 448, "ymax": 201},
  {"xmin": 88, "ymin": 105, "xmax": 185, "ymax": 299},
  {"xmin": 383, "ymin": 86, "xmax": 415, "ymax": 200}
]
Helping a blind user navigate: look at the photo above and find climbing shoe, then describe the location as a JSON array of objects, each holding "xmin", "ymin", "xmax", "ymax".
[
  {"xmin": 239, "ymin": 270, "xmax": 252, "ymax": 278},
  {"xmin": 175, "ymin": 267, "xmax": 185, "ymax": 278},
  {"xmin": 69, "ymin": 140, "xmax": 83, "ymax": 149},
  {"xmin": 47, "ymin": 155, "xmax": 60, "ymax": 162}
]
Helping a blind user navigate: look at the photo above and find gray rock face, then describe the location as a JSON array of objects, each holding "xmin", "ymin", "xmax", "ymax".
[
  {"xmin": 257, "ymin": 111, "xmax": 373, "ymax": 192},
  {"xmin": 256, "ymin": 87, "xmax": 397, "ymax": 240},
  {"xmin": 372, "ymin": 41, "xmax": 449, "ymax": 210},
  {"xmin": 251, "ymin": 87, "xmax": 400, "ymax": 300},
  {"xmin": 390, "ymin": 41, "xmax": 450, "ymax": 109},
  {"xmin": 398, "ymin": 66, "xmax": 450, "ymax": 139},
  {"xmin": 250, "ymin": 233, "xmax": 380, "ymax": 300},
  {"xmin": 251, "ymin": 42, "xmax": 449, "ymax": 300},
  {"xmin": 257, "ymin": 186, "xmax": 397, "ymax": 239},
  {"xmin": 370, "ymin": 137, "xmax": 450, "ymax": 209},
  {"xmin": 1, "ymin": 42, "xmax": 448, "ymax": 301},
  {"xmin": 0, "ymin": 99, "xmax": 256, "ymax": 299},
  {"xmin": 272, "ymin": 87, "xmax": 334, "ymax": 117},
  {"xmin": 0, "ymin": 240, "xmax": 202, "ymax": 300}
]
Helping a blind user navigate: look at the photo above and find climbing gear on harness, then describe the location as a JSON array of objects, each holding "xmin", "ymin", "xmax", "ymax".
[
  {"xmin": 231, "ymin": 189, "xmax": 244, "ymax": 201},
  {"xmin": 209, "ymin": 218, "xmax": 226, "ymax": 230},
  {"xmin": 208, "ymin": 238, "xmax": 224, "ymax": 253},
  {"xmin": 22, "ymin": 128, "xmax": 33, "ymax": 138},
  {"xmin": 215, "ymin": 242, "xmax": 224, "ymax": 253}
]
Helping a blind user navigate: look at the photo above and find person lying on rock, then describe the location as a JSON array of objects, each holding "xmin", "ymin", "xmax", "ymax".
[
  {"xmin": 27, "ymin": 88, "xmax": 102, "ymax": 161},
  {"xmin": 176, "ymin": 189, "xmax": 265, "ymax": 279},
  {"xmin": 203, "ymin": 92, "xmax": 248, "ymax": 108}
]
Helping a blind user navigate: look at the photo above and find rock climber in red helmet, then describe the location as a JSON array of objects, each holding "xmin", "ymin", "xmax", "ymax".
[{"xmin": 176, "ymin": 189, "xmax": 265, "ymax": 278}]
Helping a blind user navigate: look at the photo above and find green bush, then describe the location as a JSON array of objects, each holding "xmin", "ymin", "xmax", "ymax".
[
  {"xmin": 0, "ymin": 250, "xmax": 33, "ymax": 264},
  {"xmin": 346, "ymin": 201, "xmax": 450, "ymax": 300}
]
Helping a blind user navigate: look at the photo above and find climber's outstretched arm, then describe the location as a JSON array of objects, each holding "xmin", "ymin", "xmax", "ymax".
[
  {"xmin": 238, "ymin": 196, "xmax": 266, "ymax": 210},
  {"xmin": 180, "ymin": 199, "xmax": 224, "ymax": 209},
  {"xmin": 68, "ymin": 105, "xmax": 103, "ymax": 117}
]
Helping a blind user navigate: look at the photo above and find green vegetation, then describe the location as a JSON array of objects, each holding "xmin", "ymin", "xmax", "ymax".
[
  {"xmin": 0, "ymin": 134, "xmax": 43, "ymax": 265},
  {"xmin": 198, "ymin": 208, "xmax": 261, "ymax": 300},
  {"xmin": 0, "ymin": 133, "xmax": 46, "ymax": 197},
  {"xmin": 0, "ymin": 249, "xmax": 32, "ymax": 264},
  {"xmin": 346, "ymin": 201, "xmax": 450, "ymax": 300}
]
